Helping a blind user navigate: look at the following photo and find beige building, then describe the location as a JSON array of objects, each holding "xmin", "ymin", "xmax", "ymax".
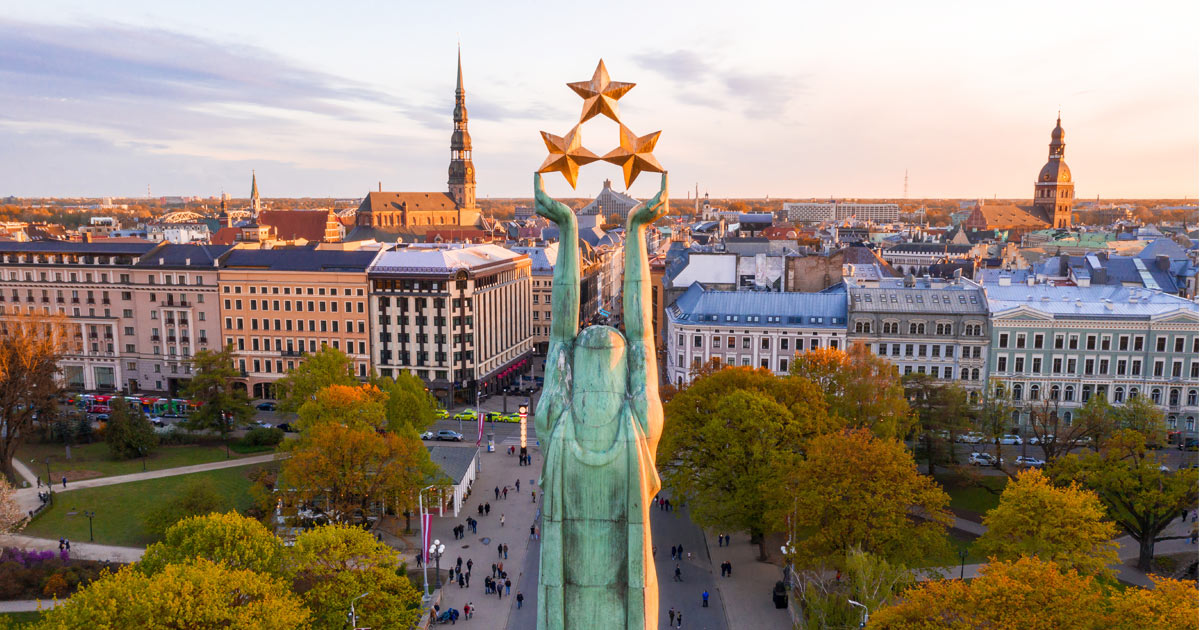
[
  {"xmin": 218, "ymin": 244, "xmax": 378, "ymax": 399},
  {"xmin": 368, "ymin": 244, "xmax": 533, "ymax": 406}
]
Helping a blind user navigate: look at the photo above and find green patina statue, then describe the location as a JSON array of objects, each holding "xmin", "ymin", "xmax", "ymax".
[{"xmin": 533, "ymin": 171, "xmax": 668, "ymax": 630}]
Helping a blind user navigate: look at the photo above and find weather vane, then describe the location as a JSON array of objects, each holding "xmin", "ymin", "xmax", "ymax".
[{"xmin": 537, "ymin": 60, "xmax": 665, "ymax": 189}]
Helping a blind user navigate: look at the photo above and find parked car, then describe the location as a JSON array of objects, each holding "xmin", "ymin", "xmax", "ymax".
[
  {"xmin": 420, "ymin": 431, "xmax": 435, "ymax": 440},
  {"xmin": 435, "ymin": 430, "xmax": 464, "ymax": 442},
  {"xmin": 968, "ymin": 452, "xmax": 1002, "ymax": 466},
  {"xmin": 256, "ymin": 402, "xmax": 277, "ymax": 411},
  {"xmin": 276, "ymin": 423, "xmax": 297, "ymax": 433},
  {"xmin": 958, "ymin": 432, "xmax": 985, "ymax": 444},
  {"xmin": 453, "ymin": 410, "xmax": 479, "ymax": 422},
  {"xmin": 1181, "ymin": 438, "xmax": 1198, "ymax": 451},
  {"xmin": 999, "ymin": 434, "xmax": 1023, "ymax": 445},
  {"xmin": 244, "ymin": 420, "xmax": 272, "ymax": 430},
  {"xmin": 433, "ymin": 408, "xmax": 450, "ymax": 419},
  {"xmin": 1015, "ymin": 456, "xmax": 1045, "ymax": 468}
]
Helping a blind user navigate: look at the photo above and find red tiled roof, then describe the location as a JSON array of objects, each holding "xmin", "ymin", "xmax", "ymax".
[
  {"xmin": 357, "ymin": 192, "xmax": 458, "ymax": 214},
  {"xmin": 259, "ymin": 210, "xmax": 330, "ymax": 242},
  {"xmin": 211, "ymin": 227, "xmax": 240, "ymax": 245}
]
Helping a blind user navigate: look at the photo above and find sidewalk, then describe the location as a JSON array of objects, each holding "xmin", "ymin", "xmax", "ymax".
[
  {"xmin": 12, "ymin": 453, "xmax": 278, "ymax": 514},
  {"xmin": 0, "ymin": 600, "xmax": 62, "ymax": 613},
  {"xmin": 702, "ymin": 527, "xmax": 791, "ymax": 629},
  {"xmin": 0, "ymin": 533, "xmax": 144, "ymax": 563}
]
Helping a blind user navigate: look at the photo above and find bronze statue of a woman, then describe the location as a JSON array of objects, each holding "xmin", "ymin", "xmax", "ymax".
[{"xmin": 533, "ymin": 171, "xmax": 667, "ymax": 630}]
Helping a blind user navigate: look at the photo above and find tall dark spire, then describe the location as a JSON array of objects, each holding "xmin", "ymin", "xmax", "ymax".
[
  {"xmin": 250, "ymin": 170, "xmax": 262, "ymax": 217},
  {"xmin": 448, "ymin": 46, "xmax": 476, "ymax": 210}
]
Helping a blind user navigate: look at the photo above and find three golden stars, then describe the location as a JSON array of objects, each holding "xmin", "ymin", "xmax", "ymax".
[{"xmin": 537, "ymin": 60, "xmax": 664, "ymax": 189}]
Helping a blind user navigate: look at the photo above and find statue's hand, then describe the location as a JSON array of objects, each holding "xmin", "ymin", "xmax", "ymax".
[
  {"xmin": 628, "ymin": 173, "xmax": 669, "ymax": 228},
  {"xmin": 534, "ymin": 173, "xmax": 575, "ymax": 227}
]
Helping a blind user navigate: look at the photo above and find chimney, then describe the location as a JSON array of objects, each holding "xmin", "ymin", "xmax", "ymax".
[
  {"xmin": 1156, "ymin": 254, "xmax": 1170, "ymax": 271},
  {"xmin": 378, "ymin": 181, "xmax": 382, "ymax": 192},
  {"xmin": 82, "ymin": 232, "xmax": 92, "ymax": 243},
  {"xmin": 184, "ymin": 258, "xmax": 191, "ymax": 265}
]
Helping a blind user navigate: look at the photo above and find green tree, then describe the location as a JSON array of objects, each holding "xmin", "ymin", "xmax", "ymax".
[
  {"xmin": 973, "ymin": 381, "xmax": 1015, "ymax": 468},
  {"xmin": 903, "ymin": 374, "xmax": 971, "ymax": 473},
  {"xmin": 274, "ymin": 346, "xmax": 357, "ymax": 413},
  {"xmin": 794, "ymin": 547, "xmax": 914, "ymax": 630},
  {"xmin": 659, "ymin": 367, "xmax": 835, "ymax": 559},
  {"xmin": 373, "ymin": 370, "xmax": 438, "ymax": 433},
  {"xmin": 1050, "ymin": 430, "xmax": 1198, "ymax": 571},
  {"xmin": 36, "ymin": 559, "xmax": 309, "ymax": 630},
  {"xmin": 104, "ymin": 398, "xmax": 158, "ymax": 460},
  {"xmin": 975, "ymin": 468, "xmax": 1119, "ymax": 577},
  {"xmin": 0, "ymin": 313, "xmax": 64, "ymax": 483},
  {"xmin": 1111, "ymin": 394, "xmax": 1167, "ymax": 445},
  {"xmin": 142, "ymin": 477, "xmax": 228, "ymax": 541},
  {"xmin": 790, "ymin": 345, "xmax": 914, "ymax": 439},
  {"xmin": 287, "ymin": 524, "xmax": 422, "ymax": 630},
  {"xmin": 181, "ymin": 347, "xmax": 253, "ymax": 438},
  {"xmin": 786, "ymin": 429, "xmax": 952, "ymax": 567},
  {"xmin": 295, "ymin": 384, "xmax": 387, "ymax": 433},
  {"xmin": 140, "ymin": 512, "xmax": 284, "ymax": 576}
]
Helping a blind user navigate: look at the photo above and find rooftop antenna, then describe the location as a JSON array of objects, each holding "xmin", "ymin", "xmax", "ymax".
[{"xmin": 903, "ymin": 169, "xmax": 908, "ymax": 199}]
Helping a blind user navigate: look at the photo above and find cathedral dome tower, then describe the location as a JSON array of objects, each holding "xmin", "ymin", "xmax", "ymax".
[{"xmin": 1032, "ymin": 114, "xmax": 1074, "ymax": 229}]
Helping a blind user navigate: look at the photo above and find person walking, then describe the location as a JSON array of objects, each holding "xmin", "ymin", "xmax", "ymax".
[
  {"xmin": 675, "ymin": 611, "xmax": 682, "ymax": 628},
  {"xmin": 668, "ymin": 608, "xmax": 676, "ymax": 626},
  {"xmin": 516, "ymin": 591, "xmax": 524, "ymax": 609},
  {"xmin": 505, "ymin": 578, "xmax": 511, "ymax": 596},
  {"xmin": 464, "ymin": 571, "xmax": 471, "ymax": 587},
  {"xmin": 677, "ymin": 543, "xmax": 684, "ymax": 559},
  {"xmin": 670, "ymin": 545, "xmax": 677, "ymax": 561},
  {"xmin": 495, "ymin": 486, "xmax": 500, "ymax": 500},
  {"xmin": 491, "ymin": 562, "xmax": 497, "ymax": 578},
  {"xmin": 702, "ymin": 590, "xmax": 709, "ymax": 607},
  {"xmin": 485, "ymin": 502, "xmax": 491, "ymax": 516},
  {"xmin": 416, "ymin": 553, "xmax": 423, "ymax": 568},
  {"xmin": 532, "ymin": 490, "xmax": 537, "ymax": 503},
  {"xmin": 503, "ymin": 543, "xmax": 509, "ymax": 559},
  {"xmin": 502, "ymin": 487, "xmax": 508, "ymax": 500},
  {"xmin": 500, "ymin": 513, "xmax": 505, "ymax": 527},
  {"xmin": 673, "ymin": 563, "xmax": 682, "ymax": 582},
  {"xmin": 516, "ymin": 479, "xmax": 521, "ymax": 492},
  {"xmin": 457, "ymin": 572, "xmax": 465, "ymax": 588},
  {"xmin": 530, "ymin": 524, "xmax": 537, "ymax": 540},
  {"xmin": 498, "ymin": 544, "xmax": 504, "ymax": 560},
  {"xmin": 61, "ymin": 476, "xmax": 67, "ymax": 488}
]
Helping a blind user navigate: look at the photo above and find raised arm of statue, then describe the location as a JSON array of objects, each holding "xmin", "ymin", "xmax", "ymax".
[
  {"xmin": 534, "ymin": 173, "xmax": 580, "ymax": 347},
  {"xmin": 623, "ymin": 173, "xmax": 668, "ymax": 445}
]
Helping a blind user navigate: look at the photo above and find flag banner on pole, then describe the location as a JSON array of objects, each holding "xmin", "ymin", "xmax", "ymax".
[
  {"xmin": 421, "ymin": 512, "xmax": 432, "ymax": 563},
  {"xmin": 477, "ymin": 412, "xmax": 484, "ymax": 446}
]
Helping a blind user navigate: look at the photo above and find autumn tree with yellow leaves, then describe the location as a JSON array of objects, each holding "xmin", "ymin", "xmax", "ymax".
[{"xmin": 790, "ymin": 344, "xmax": 915, "ymax": 439}]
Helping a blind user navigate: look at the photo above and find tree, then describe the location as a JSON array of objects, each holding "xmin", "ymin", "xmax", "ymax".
[
  {"xmin": 295, "ymin": 384, "xmax": 387, "ymax": 433},
  {"xmin": 1111, "ymin": 394, "xmax": 1168, "ymax": 445},
  {"xmin": 274, "ymin": 346, "xmax": 357, "ymax": 413},
  {"xmin": 1107, "ymin": 575, "xmax": 1200, "ymax": 630},
  {"xmin": 1025, "ymin": 397, "xmax": 1103, "ymax": 463},
  {"xmin": 785, "ymin": 429, "xmax": 952, "ymax": 567},
  {"xmin": 1050, "ymin": 430, "xmax": 1198, "ymax": 571},
  {"xmin": 790, "ymin": 345, "xmax": 914, "ymax": 439},
  {"xmin": 975, "ymin": 468, "xmax": 1118, "ymax": 577},
  {"xmin": 0, "ymin": 313, "xmax": 65, "ymax": 482},
  {"xmin": 278, "ymin": 422, "xmax": 432, "ymax": 526},
  {"xmin": 869, "ymin": 557, "xmax": 1107, "ymax": 630},
  {"xmin": 142, "ymin": 477, "xmax": 228, "ymax": 541},
  {"xmin": 0, "ymin": 477, "xmax": 23, "ymax": 534},
  {"xmin": 372, "ymin": 370, "xmax": 438, "ymax": 433},
  {"xmin": 181, "ymin": 347, "xmax": 253, "ymax": 438},
  {"xmin": 659, "ymin": 367, "xmax": 835, "ymax": 559},
  {"xmin": 140, "ymin": 512, "xmax": 284, "ymax": 577},
  {"xmin": 104, "ymin": 398, "xmax": 158, "ymax": 460},
  {"xmin": 973, "ymin": 380, "xmax": 1015, "ymax": 469},
  {"xmin": 903, "ymin": 374, "xmax": 971, "ymax": 473},
  {"xmin": 287, "ymin": 524, "xmax": 422, "ymax": 630},
  {"xmin": 794, "ymin": 547, "xmax": 914, "ymax": 630},
  {"xmin": 36, "ymin": 559, "xmax": 309, "ymax": 630}
]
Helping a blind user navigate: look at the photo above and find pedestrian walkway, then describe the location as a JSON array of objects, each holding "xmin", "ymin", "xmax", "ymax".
[
  {"xmin": 0, "ymin": 533, "xmax": 143, "ymax": 563},
  {"xmin": 0, "ymin": 599, "xmax": 62, "ymax": 613},
  {"xmin": 702, "ymin": 526, "xmax": 790, "ymax": 629},
  {"xmin": 12, "ymin": 453, "xmax": 278, "ymax": 514}
]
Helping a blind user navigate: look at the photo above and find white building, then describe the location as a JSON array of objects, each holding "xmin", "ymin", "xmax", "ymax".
[{"xmin": 784, "ymin": 202, "xmax": 900, "ymax": 224}]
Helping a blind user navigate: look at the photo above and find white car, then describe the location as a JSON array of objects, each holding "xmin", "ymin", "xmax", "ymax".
[
  {"xmin": 959, "ymin": 432, "xmax": 985, "ymax": 444},
  {"xmin": 999, "ymin": 435, "xmax": 1023, "ymax": 445},
  {"xmin": 968, "ymin": 452, "xmax": 1002, "ymax": 466},
  {"xmin": 1015, "ymin": 456, "xmax": 1045, "ymax": 468}
]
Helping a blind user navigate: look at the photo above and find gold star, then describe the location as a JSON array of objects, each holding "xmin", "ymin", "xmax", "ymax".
[
  {"xmin": 568, "ymin": 59, "xmax": 635, "ymax": 124},
  {"xmin": 601, "ymin": 123, "xmax": 664, "ymax": 188},
  {"xmin": 536, "ymin": 124, "xmax": 599, "ymax": 189}
]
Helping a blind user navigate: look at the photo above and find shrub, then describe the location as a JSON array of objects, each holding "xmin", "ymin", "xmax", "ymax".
[
  {"xmin": 240, "ymin": 427, "xmax": 284, "ymax": 448},
  {"xmin": 142, "ymin": 478, "xmax": 227, "ymax": 541},
  {"xmin": 42, "ymin": 572, "xmax": 68, "ymax": 597}
]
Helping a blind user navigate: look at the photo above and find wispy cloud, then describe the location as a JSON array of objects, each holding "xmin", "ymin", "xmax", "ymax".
[{"xmin": 633, "ymin": 49, "xmax": 804, "ymax": 117}]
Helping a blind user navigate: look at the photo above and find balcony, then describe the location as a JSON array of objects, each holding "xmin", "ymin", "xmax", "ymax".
[
  {"xmin": 55, "ymin": 297, "xmax": 64, "ymax": 304},
  {"xmin": 71, "ymin": 298, "xmax": 79, "ymax": 304},
  {"xmin": 179, "ymin": 319, "xmax": 189, "ymax": 327},
  {"xmin": 150, "ymin": 335, "xmax": 160, "ymax": 342},
  {"xmin": 86, "ymin": 299, "xmax": 95, "ymax": 305},
  {"xmin": 180, "ymin": 337, "xmax": 191, "ymax": 344},
  {"xmin": 40, "ymin": 297, "xmax": 49, "ymax": 303},
  {"xmin": 101, "ymin": 299, "xmax": 110, "ymax": 305},
  {"xmin": 166, "ymin": 336, "xmax": 177, "ymax": 343}
]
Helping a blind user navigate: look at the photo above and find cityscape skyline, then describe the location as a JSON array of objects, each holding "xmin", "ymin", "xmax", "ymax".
[{"xmin": 1, "ymin": 1, "xmax": 1197, "ymax": 200}]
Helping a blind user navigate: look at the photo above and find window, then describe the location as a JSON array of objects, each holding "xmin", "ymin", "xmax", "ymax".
[
  {"xmin": 1100, "ymin": 336, "xmax": 1111, "ymax": 351},
  {"xmin": 1156, "ymin": 337, "xmax": 1167, "ymax": 352},
  {"xmin": 1031, "ymin": 358, "xmax": 1041, "ymax": 373},
  {"xmin": 759, "ymin": 336, "xmax": 770, "ymax": 351},
  {"xmin": 1054, "ymin": 334, "xmax": 1064, "ymax": 349},
  {"xmin": 1033, "ymin": 334, "xmax": 1044, "ymax": 349},
  {"xmin": 1151, "ymin": 388, "xmax": 1162, "ymax": 404},
  {"xmin": 1084, "ymin": 359, "xmax": 1094, "ymax": 375},
  {"xmin": 1016, "ymin": 334, "xmax": 1026, "ymax": 349},
  {"xmin": 1012, "ymin": 384, "xmax": 1023, "ymax": 401},
  {"xmin": 997, "ymin": 356, "xmax": 1008, "ymax": 372},
  {"xmin": 1114, "ymin": 387, "xmax": 1125, "ymax": 403},
  {"xmin": 1064, "ymin": 386, "xmax": 1075, "ymax": 402},
  {"xmin": 1188, "ymin": 389, "xmax": 1198, "ymax": 406},
  {"xmin": 1153, "ymin": 360, "xmax": 1164, "ymax": 377},
  {"xmin": 1029, "ymin": 384, "xmax": 1040, "ymax": 400},
  {"xmin": 1086, "ymin": 335, "xmax": 1096, "ymax": 350},
  {"xmin": 1172, "ymin": 361, "xmax": 1183, "ymax": 378},
  {"xmin": 999, "ymin": 333, "xmax": 1009, "ymax": 348},
  {"xmin": 1098, "ymin": 359, "xmax": 1109, "ymax": 375},
  {"xmin": 855, "ymin": 321, "xmax": 872, "ymax": 334},
  {"xmin": 1133, "ymin": 336, "xmax": 1144, "ymax": 351},
  {"xmin": 712, "ymin": 336, "xmax": 721, "ymax": 349},
  {"xmin": 1175, "ymin": 338, "xmax": 1185, "ymax": 353},
  {"xmin": 1132, "ymin": 360, "xmax": 1142, "ymax": 376},
  {"xmin": 1014, "ymin": 357, "xmax": 1025, "ymax": 373},
  {"xmin": 1068, "ymin": 335, "xmax": 1079, "ymax": 350},
  {"xmin": 1052, "ymin": 358, "xmax": 1062, "ymax": 373},
  {"xmin": 742, "ymin": 337, "xmax": 750, "ymax": 350}
]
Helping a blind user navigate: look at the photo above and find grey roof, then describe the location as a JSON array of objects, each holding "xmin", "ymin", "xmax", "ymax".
[
  {"xmin": 223, "ymin": 246, "xmax": 378, "ymax": 272},
  {"xmin": 539, "ymin": 225, "xmax": 615, "ymax": 248},
  {"xmin": 369, "ymin": 243, "xmax": 524, "ymax": 274},
  {"xmin": 987, "ymin": 283, "xmax": 1198, "ymax": 319},
  {"xmin": 135, "ymin": 244, "xmax": 232, "ymax": 267},
  {"xmin": 0, "ymin": 241, "xmax": 156, "ymax": 255},
  {"xmin": 427, "ymin": 445, "xmax": 479, "ymax": 484},
  {"xmin": 738, "ymin": 213, "xmax": 774, "ymax": 225},
  {"xmin": 884, "ymin": 243, "xmax": 974, "ymax": 254},
  {"xmin": 1137, "ymin": 237, "xmax": 1188, "ymax": 261},
  {"xmin": 510, "ymin": 244, "xmax": 557, "ymax": 273},
  {"xmin": 848, "ymin": 278, "xmax": 988, "ymax": 314},
  {"xmin": 669, "ymin": 283, "xmax": 848, "ymax": 327},
  {"xmin": 344, "ymin": 225, "xmax": 423, "ymax": 243}
]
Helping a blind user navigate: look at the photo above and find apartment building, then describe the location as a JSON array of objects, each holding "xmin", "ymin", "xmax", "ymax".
[
  {"xmin": 368, "ymin": 244, "xmax": 533, "ymax": 405},
  {"xmin": 219, "ymin": 245, "xmax": 377, "ymax": 399}
]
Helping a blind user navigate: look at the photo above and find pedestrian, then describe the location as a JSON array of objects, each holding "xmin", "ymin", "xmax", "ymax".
[
  {"xmin": 492, "ymin": 562, "xmax": 498, "ymax": 578},
  {"xmin": 498, "ymin": 544, "xmax": 504, "ymax": 559},
  {"xmin": 58, "ymin": 538, "xmax": 64, "ymax": 552},
  {"xmin": 503, "ymin": 487, "xmax": 508, "ymax": 500},
  {"xmin": 457, "ymin": 572, "xmax": 465, "ymax": 588},
  {"xmin": 64, "ymin": 539, "xmax": 70, "ymax": 551},
  {"xmin": 495, "ymin": 486, "xmax": 500, "ymax": 500},
  {"xmin": 673, "ymin": 563, "xmax": 682, "ymax": 582},
  {"xmin": 725, "ymin": 534, "xmax": 731, "ymax": 547},
  {"xmin": 485, "ymin": 502, "xmax": 491, "ymax": 516},
  {"xmin": 500, "ymin": 513, "xmax": 505, "ymax": 527},
  {"xmin": 675, "ymin": 611, "xmax": 682, "ymax": 628},
  {"xmin": 465, "ymin": 571, "xmax": 470, "ymax": 587},
  {"xmin": 516, "ymin": 479, "xmax": 521, "ymax": 492},
  {"xmin": 668, "ymin": 607, "xmax": 676, "ymax": 626},
  {"xmin": 677, "ymin": 543, "xmax": 684, "ymax": 559},
  {"xmin": 670, "ymin": 545, "xmax": 677, "ymax": 560},
  {"xmin": 467, "ymin": 559, "xmax": 474, "ymax": 573},
  {"xmin": 464, "ymin": 603, "xmax": 472, "ymax": 619},
  {"xmin": 516, "ymin": 591, "xmax": 524, "ymax": 609},
  {"xmin": 532, "ymin": 490, "xmax": 537, "ymax": 503},
  {"xmin": 416, "ymin": 553, "xmax": 423, "ymax": 568},
  {"xmin": 505, "ymin": 578, "xmax": 511, "ymax": 596},
  {"xmin": 62, "ymin": 475, "xmax": 67, "ymax": 488},
  {"xmin": 478, "ymin": 504, "xmax": 484, "ymax": 516},
  {"xmin": 498, "ymin": 582, "xmax": 504, "ymax": 600},
  {"xmin": 702, "ymin": 590, "xmax": 709, "ymax": 607},
  {"xmin": 717, "ymin": 533, "xmax": 724, "ymax": 547},
  {"xmin": 665, "ymin": 498, "xmax": 671, "ymax": 511},
  {"xmin": 503, "ymin": 543, "xmax": 509, "ymax": 559},
  {"xmin": 530, "ymin": 524, "xmax": 536, "ymax": 540}
]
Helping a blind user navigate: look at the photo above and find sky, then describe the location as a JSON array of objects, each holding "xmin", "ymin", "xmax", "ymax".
[{"xmin": 1, "ymin": 0, "xmax": 1196, "ymax": 200}]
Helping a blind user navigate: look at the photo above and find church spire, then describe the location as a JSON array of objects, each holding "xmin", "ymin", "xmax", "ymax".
[
  {"xmin": 448, "ymin": 46, "xmax": 476, "ymax": 212},
  {"xmin": 250, "ymin": 170, "xmax": 262, "ymax": 217}
]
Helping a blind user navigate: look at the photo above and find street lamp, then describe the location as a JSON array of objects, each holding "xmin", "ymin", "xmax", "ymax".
[
  {"xmin": 348, "ymin": 591, "xmax": 369, "ymax": 629},
  {"xmin": 518, "ymin": 403, "xmax": 529, "ymax": 459},
  {"xmin": 958, "ymin": 548, "xmax": 968, "ymax": 580},
  {"xmin": 847, "ymin": 599, "xmax": 869, "ymax": 629},
  {"xmin": 417, "ymin": 483, "xmax": 438, "ymax": 597},
  {"xmin": 83, "ymin": 510, "xmax": 95, "ymax": 542},
  {"xmin": 138, "ymin": 446, "xmax": 146, "ymax": 472},
  {"xmin": 429, "ymin": 539, "xmax": 446, "ymax": 589}
]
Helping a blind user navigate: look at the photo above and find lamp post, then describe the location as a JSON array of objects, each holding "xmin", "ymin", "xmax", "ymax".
[
  {"xmin": 348, "ymin": 591, "xmax": 369, "ymax": 629},
  {"xmin": 417, "ymin": 483, "xmax": 438, "ymax": 597},
  {"xmin": 847, "ymin": 599, "xmax": 869, "ymax": 629},
  {"xmin": 83, "ymin": 510, "xmax": 95, "ymax": 542},
  {"xmin": 35, "ymin": 458, "xmax": 53, "ymax": 503},
  {"xmin": 429, "ymin": 539, "xmax": 446, "ymax": 590},
  {"xmin": 138, "ymin": 446, "xmax": 146, "ymax": 472},
  {"xmin": 958, "ymin": 548, "xmax": 968, "ymax": 580},
  {"xmin": 518, "ymin": 403, "xmax": 528, "ymax": 459}
]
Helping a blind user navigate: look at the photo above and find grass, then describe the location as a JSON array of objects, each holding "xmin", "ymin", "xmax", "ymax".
[
  {"xmin": 937, "ymin": 473, "xmax": 1007, "ymax": 517},
  {"xmin": 0, "ymin": 611, "xmax": 43, "ymax": 627},
  {"xmin": 23, "ymin": 465, "xmax": 268, "ymax": 547},
  {"xmin": 17, "ymin": 440, "xmax": 265, "ymax": 483}
]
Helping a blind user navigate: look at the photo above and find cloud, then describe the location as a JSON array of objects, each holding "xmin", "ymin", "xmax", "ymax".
[{"xmin": 633, "ymin": 49, "xmax": 804, "ymax": 118}]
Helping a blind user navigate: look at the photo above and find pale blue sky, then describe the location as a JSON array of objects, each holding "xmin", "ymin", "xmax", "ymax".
[{"xmin": 1, "ymin": 0, "xmax": 1196, "ymax": 200}]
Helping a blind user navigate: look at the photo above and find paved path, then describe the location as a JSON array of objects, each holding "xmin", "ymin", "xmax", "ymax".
[
  {"xmin": 0, "ymin": 600, "xmax": 61, "ymax": 613},
  {"xmin": 700, "ymin": 526, "xmax": 791, "ymax": 629},
  {"xmin": 13, "ymin": 453, "xmax": 278, "ymax": 514},
  {"xmin": 0, "ymin": 533, "xmax": 143, "ymax": 563}
]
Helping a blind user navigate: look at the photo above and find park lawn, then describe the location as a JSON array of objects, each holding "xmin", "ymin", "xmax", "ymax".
[
  {"xmin": 17, "ymin": 440, "xmax": 263, "ymax": 483},
  {"xmin": 937, "ymin": 474, "xmax": 1007, "ymax": 518},
  {"xmin": 23, "ymin": 465, "xmax": 268, "ymax": 547},
  {"xmin": 0, "ymin": 611, "xmax": 44, "ymax": 627}
]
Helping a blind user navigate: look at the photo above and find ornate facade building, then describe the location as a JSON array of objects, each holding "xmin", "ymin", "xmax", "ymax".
[
  {"xmin": 351, "ymin": 51, "xmax": 481, "ymax": 239},
  {"xmin": 965, "ymin": 115, "xmax": 1075, "ymax": 234}
]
